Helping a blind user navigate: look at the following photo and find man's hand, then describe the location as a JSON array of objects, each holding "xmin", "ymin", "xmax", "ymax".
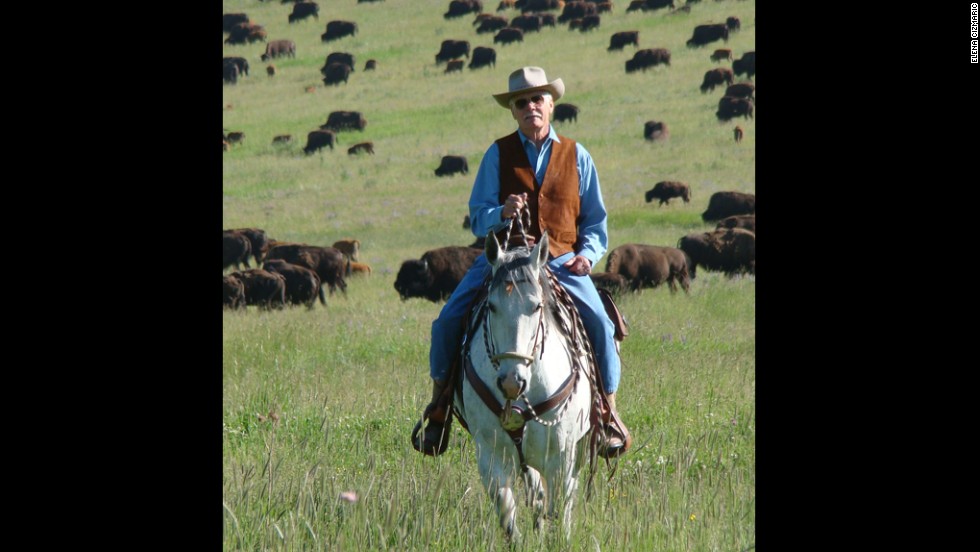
[
  {"xmin": 501, "ymin": 192, "xmax": 528, "ymax": 220},
  {"xmin": 563, "ymin": 255, "xmax": 592, "ymax": 276}
]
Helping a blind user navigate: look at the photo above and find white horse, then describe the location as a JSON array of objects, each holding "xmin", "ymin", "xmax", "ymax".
[{"xmin": 454, "ymin": 231, "xmax": 595, "ymax": 540}]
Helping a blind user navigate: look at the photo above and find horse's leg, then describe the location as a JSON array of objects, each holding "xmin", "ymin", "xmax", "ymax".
[
  {"xmin": 541, "ymin": 445, "xmax": 583, "ymax": 540},
  {"xmin": 522, "ymin": 467, "xmax": 546, "ymax": 531},
  {"xmin": 476, "ymin": 438, "xmax": 520, "ymax": 540}
]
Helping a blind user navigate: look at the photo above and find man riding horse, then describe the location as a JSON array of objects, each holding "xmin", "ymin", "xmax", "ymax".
[{"xmin": 412, "ymin": 67, "xmax": 631, "ymax": 459}]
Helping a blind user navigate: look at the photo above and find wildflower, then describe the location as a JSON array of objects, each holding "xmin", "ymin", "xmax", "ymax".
[
  {"xmin": 689, "ymin": 514, "xmax": 696, "ymax": 522},
  {"xmin": 339, "ymin": 491, "xmax": 358, "ymax": 503}
]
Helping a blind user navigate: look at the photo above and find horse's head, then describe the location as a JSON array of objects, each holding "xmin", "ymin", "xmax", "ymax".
[{"xmin": 484, "ymin": 231, "xmax": 551, "ymax": 400}]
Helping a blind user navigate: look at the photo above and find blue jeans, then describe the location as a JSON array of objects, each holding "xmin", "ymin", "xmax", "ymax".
[{"xmin": 429, "ymin": 252, "xmax": 621, "ymax": 393}]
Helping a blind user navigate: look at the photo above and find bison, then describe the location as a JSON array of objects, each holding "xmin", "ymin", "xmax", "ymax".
[
  {"xmin": 332, "ymin": 239, "xmax": 361, "ymax": 262},
  {"xmin": 554, "ymin": 103, "xmax": 579, "ymax": 123},
  {"xmin": 644, "ymin": 181, "xmax": 690, "ymax": 206},
  {"xmin": 264, "ymin": 243, "xmax": 348, "ymax": 297},
  {"xmin": 435, "ymin": 39, "xmax": 470, "ymax": 63},
  {"xmin": 469, "ymin": 46, "xmax": 496, "ymax": 69},
  {"xmin": 288, "ymin": 2, "xmax": 319, "ymax": 23},
  {"xmin": 223, "ymin": 13, "xmax": 250, "ymax": 33},
  {"xmin": 303, "ymin": 129, "xmax": 337, "ymax": 154},
  {"xmin": 222, "ymin": 61, "xmax": 239, "ymax": 84},
  {"xmin": 710, "ymin": 48, "xmax": 733, "ymax": 62},
  {"xmin": 261, "ymin": 39, "xmax": 296, "ymax": 62},
  {"xmin": 686, "ymin": 23, "xmax": 729, "ymax": 47},
  {"xmin": 322, "ymin": 52, "xmax": 355, "ymax": 73},
  {"xmin": 348, "ymin": 142, "xmax": 375, "ymax": 155},
  {"xmin": 230, "ymin": 269, "xmax": 287, "ymax": 310},
  {"xmin": 605, "ymin": 243, "xmax": 690, "ymax": 293},
  {"xmin": 726, "ymin": 16, "xmax": 741, "ymax": 31},
  {"xmin": 272, "ymin": 134, "xmax": 292, "ymax": 145},
  {"xmin": 322, "ymin": 111, "xmax": 366, "ymax": 132},
  {"xmin": 626, "ymin": 48, "xmax": 670, "ymax": 72},
  {"xmin": 322, "ymin": 20, "xmax": 358, "ymax": 42},
  {"xmin": 364, "ymin": 59, "xmax": 378, "ymax": 71},
  {"xmin": 701, "ymin": 191, "xmax": 755, "ymax": 222},
  {"xmin": 644, "ymin": 121, "xmax": 668, "ymax": 141},
  {"xmin": 322, "ymin": 62, "xmax": 351, "ymax": 85},
  {"xmin": 477, "ymin": 15, "xmax": 509, "ymax": 33},
  {"xmin": 510, "ymin": 14, "xmax": 542, "ymax": 33},
  {"xmin": 732, "ymin": 51, "xmax": 755, "ymax": 79},
  {"xmin": 677, "ymin": 228, "xmax": 755, "ymax": 277},
  {"xmin": 716, "ymin": 96, "xmax": 754, "ymax": 121},
  {"xmin": 226, "ymin": 228, "xmax": 271, "ymax": 265},
  {"xmin": 435, "ymin": 155, "xmax": 469, "ymax": 177},
  {"xmin": 725, "ymin": 82, "xmax": 755, "ymax": 101},
  {"xmin": 222, "ymin": 274, "xmax": 247, "ymax": 310},
  {"xmin": 700, "ymin": 67, "xmax": 734, "ymax": 93},
  {"xmin": 262, "ymin": 259, "xmax": 326, "ymax": 309},
  {"xmin": 608, "ymin": 31, "xmax": 639, "ymax": 51},
  {"xmin": 445, "ymin": 0, "xmax": 483, "ymax": 19},
  {"xmin": 222, "ymin": 57, "xmax": 249, "ymax": 77},
  {"xmin": 576, "ymin": 14, "xmax": 601, "ymax": 32},
  {"xmin": 394, "ymin": 246, "xmax": 482, "ymax": 302},
  {"xmin": 348, "ymin": 262, "xmax": 373, "ymax": 276},
  {"xmin": 445, "ymin": 59, "xmax": 465, "ymax": 74},
  {"xmin": 716, "ymin": 214, "xmax": 755, "ymax": 234},
  {"xmin": 223, "ymin": 231, "xmax": 252, "ymax": 270},
  {"xmin": 733, "ymin": 125, "xmax": 743, "ymax": 143},
  {"xmin": 493, "ymin": 27, "xmax": 524, "ymax": 45},
  {"xmin": 558, "ymin": 1, "xmax": 597, "ymax": 22},
  {"xmin": 521, "ymin": 0, "xmax": 560, "ymax": 12}
]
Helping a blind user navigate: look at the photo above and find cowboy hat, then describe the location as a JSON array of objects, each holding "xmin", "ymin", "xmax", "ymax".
[{"xmin": 492, "ymin": 66, "xmax": 565, "ymax": 108}]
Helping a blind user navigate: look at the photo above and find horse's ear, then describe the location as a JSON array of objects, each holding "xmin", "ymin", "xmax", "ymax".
[
  {"xmin": 532, "ymin": 231, "xmax": 549, "ymax": 269},
  {"xmin": 485, "ymin": 231, "xmax": 501, "ymax": 265}
]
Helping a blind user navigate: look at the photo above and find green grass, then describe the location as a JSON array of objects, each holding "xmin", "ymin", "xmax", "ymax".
[{"xmin": 224, "ymin": 0, "xmax": 754, "ymax": 549}]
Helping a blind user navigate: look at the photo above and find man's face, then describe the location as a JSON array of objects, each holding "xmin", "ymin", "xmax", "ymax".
[{"xmin": 509, "ymin": 92, "xmax": 553, "ymax": 135}]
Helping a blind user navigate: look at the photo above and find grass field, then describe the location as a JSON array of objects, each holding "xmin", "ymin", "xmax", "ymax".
[{"xmin": 223, "ymin": 0, "xmax": 755, "ymax": 549}]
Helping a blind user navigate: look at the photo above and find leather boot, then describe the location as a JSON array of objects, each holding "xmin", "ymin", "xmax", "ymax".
[
  {"xmin": 598, "ymin": 392, "xmax": 632, "ymax": 459},
  {"xmin": 411, "ymin": 378, "xmax": 451, "ymax": 456}
]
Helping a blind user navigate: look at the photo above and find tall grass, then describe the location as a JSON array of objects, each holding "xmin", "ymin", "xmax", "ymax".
[{"xmin": 224, "ymin": 0, "xmax": 754, "ymax": 549}]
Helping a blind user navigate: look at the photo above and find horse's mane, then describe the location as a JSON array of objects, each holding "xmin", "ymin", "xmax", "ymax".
[{"xmin": 490, "ymin": 246, "xmax": 561, "ymax": 328}]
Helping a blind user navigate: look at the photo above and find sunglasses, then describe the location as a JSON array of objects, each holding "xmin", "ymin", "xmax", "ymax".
[{"xmin": 512, "ymin": 95, "xmax": 546, "ymax": 109}]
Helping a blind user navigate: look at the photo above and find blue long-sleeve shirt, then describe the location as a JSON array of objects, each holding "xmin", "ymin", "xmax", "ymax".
[{"xmin": 467, "ymin": 127, "xmax": 609, "ymax": 266}]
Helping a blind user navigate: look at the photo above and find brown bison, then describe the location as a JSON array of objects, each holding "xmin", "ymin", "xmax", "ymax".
[
  {"xmin": 223, "ymin": 13, "xmax": 250, "ymax": 33},
  {"xmin": 644, "ymin": 181, "xmax": 690, "ymax": 206},
  {"xmin": 223, "ymin": 231, "xmax": 252, "ymax": 270},
  {"xmin": 332, "ymin": 239, "xmax": 361, "ymax": 261},
  {"xmin": 261, "ymin": 40, "xmax": 296, "ymax": 62},
  {"xmin": 322, "ymin": 20, "xmax": 358, "ymax": 42},
  {"xmin": 726, "ymin": 16, "xmax": 741, "ymax": 31},
  {"xmin": 608, "ymin": 31, "xmax": 639, "ymax": 51},
  {"xmin": 348, "ymin": 262, "xmax": 373, "ymax": 276},
  {"xmin": 264, "ymin": 243, "xmax": 348, "ymax": 297},
  {"xmin": 445, "ymin": 0, "xmax": 483, "ymax": 19},
  {"xmin": 226, "ymin": 228, "xmax": 271, "ymax": 265},
  {"xmin": 322, "ymin": 111, "xmax": 366, "ymax": 132},
  {"xmin": 733, "ymin": 126, "xmax": 743, "ymax": 143},
  {"xmin": 322, "ymin": 62, "xmax": 351, "ymax": 85},
  {"xmin": 230, "ymin": 269, "xmax": 287, "ymax": 310},
  {"xmin": 348, "ymin": 142, "xmax": 374, "ymax": 155},
  {"xmin": 715, "ymin": 214, "xmax": 755, "ymax": 234},
  {"xmin": 222, "ymin": 274, "xmax": 246, "ymax": 310},
  {"xmin": 435, "ymin": 155, "xmax": 469, "ymax": 177},
  {"xmin": 510, "ymin": 14, "xmax": 542, "ymax": 33},
  {"xmin": 288, "ymin": 2, "xmax": 319, "ymax": 23},
  {"xmin": 272, "ymin": 134, "xmax": 292, "ymax": 145},
  {"xmin": 476, "ymin": 15, "xmax": 509, "ymax": 33},
  {"xmin": 303, "ymin": 129, "xmax": 337, "ymax": 154},
  {"xmin": 686, "ymin": 23, "xmax": 729, "ymax": 47},
  {"xmin": 554, "ymin": 103, "xmax": 579, "ymax": 123},
  {"xmin": 644, "ymin": 120, "xmax": 668, "ymax": 141},
  {"xmin": 558, "ymin": 1, "xmax": 597, "ymax": 22},
  {"xmin": 445, "ymin": 59, "xmax": 464, "ymax": 74},
  {"xmin": 222, "ymin": 61, "xmax": 239, "ymax": 84},
  {"xmin": 469, "ymin": 46, "xmax": 496, "ymax": 69},
  {"xmin": 701, "ymin": 191, "xmax": 755, "ymax": 222},
  {"xmin": 700, "ymin": 67, "xmax": 734, "ymax": 92},
  {"xmin": 605, "ymin": 243, "xmax": 690, "ymax": 293},
  {"xmin": 716, "ymin": 96, "xmax": 754, "ymax": 121},
  {"xmin": 394, "ymin": 246, "xmax": 482, "ymax": 302},
  {"xmin": 364, "ymin": 59, "xmax": 378, "ymax": 71},
  {"xmin": 521, "ymin": 0, "xmax": 560, "ymax": 12},
  {"xmin": 435, "ymin": 39, "xmax": 470, "ymax": 63},
  {"xmin": 576, "ymin": 14, "xmax": 601, "ymax": 32},
  {"xmin": 262, "ymin": 259, "xmax": 326, "ymax": 309},
  {"xmin": 493, "ymin": 27, "xmax": 524, "ymax": 45},
  {"xmin": 322, "ymin": 52, "xmax": 355, "ymax": 73},
  {"xmin": 222, "ymin": 57, "xmax": 249, "ymax": 77},
  {"xmin": 725, "ymin": 82, "xmax": 755, "ymax": 101},
  {"xmin": 733, "ymin": 51, "xmax": 755, "ymax": 79},
  {"xmin": 710, "ymin": 48, "xmax": 733, "ymax": 62},
  {"xmin": 677, "ymin": 228, "xmax": 755, "ymax": 277},
  {"xmin": 626, "ymin": 48, "xmax": 670, "ymax": 72}
]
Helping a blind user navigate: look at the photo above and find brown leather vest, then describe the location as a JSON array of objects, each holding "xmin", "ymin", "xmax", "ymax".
[{"xmin": 496, "ymin": 131, "xmax": 580, "ymax": 258}]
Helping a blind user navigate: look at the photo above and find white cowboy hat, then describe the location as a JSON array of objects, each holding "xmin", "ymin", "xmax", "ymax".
[{"xmin": 492, "ymin": 66, "xmax": 565, "ymax": 108}]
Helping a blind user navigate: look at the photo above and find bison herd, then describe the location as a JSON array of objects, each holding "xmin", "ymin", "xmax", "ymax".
[
  {"xmin": 224, "ymin": 2, "xmax": 756, "ymax": 308},
  {"xmin": 223, "ymin": 228, "xmax": 369, "ymax": 310}
]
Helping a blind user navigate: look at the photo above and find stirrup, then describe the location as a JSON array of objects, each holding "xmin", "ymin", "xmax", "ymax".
[
  {"xmin": 411, "ymin": 406, "xmax": 451, "ymax": 456},
  {"xmin": 597, "ymin": 423, "xmax": 631, "ymax": 459}
]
